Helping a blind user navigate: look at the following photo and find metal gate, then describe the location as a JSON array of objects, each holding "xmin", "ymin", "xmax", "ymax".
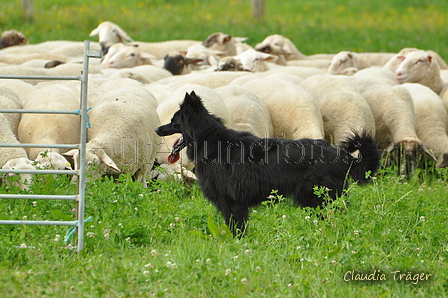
[{"xmin": 0, "ymin": 40, "xmax": 101, "ymax": 252}]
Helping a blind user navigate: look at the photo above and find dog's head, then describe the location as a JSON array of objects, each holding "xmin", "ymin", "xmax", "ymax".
[{"xmin": 155, "ymin": 91, "xmax": 205, "ymax": 163}]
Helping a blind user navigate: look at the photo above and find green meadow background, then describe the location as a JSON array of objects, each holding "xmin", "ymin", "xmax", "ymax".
[
  {"xmin": 1, "ymin": 1, "xmax": 448, "ymax": 297},
  {"xmin": 1, "ymin": 0, "xmax": 448, "ymax": 58}
]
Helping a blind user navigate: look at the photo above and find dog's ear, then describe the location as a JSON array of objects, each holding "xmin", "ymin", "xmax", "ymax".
[{"xmin": 185, "ymin": 91, "xmax": 201, "ymax": 103}]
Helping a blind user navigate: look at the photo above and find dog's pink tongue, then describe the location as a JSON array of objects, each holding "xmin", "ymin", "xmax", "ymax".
[
  {"xmin": 167, "ymin": 137, "xmax": 182, "ymax": 164},
  {"xmin": 167, "ymin": 152, "xmax": 180, "ymax": 164}
]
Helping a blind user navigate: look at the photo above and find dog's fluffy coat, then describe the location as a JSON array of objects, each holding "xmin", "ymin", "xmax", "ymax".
[{"xmin": 156, "ymin": 91, "xmax": 381, "ymax": 235}]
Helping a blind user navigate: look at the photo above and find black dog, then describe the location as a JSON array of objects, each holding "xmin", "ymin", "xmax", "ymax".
[{"xmin": 156, "ymin": 91, "xmax": 381, "ymax": 236}]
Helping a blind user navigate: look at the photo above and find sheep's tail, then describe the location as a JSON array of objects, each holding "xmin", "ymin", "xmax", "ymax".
[{"xmin": 340, "ymin": 130, "xmax": 382, "ymax": 185}]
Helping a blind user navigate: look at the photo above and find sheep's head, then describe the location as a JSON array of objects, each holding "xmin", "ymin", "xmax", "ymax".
[
  {"xmin": 63, "ymin": 148, "xmax": 120, "ymax": 180},
  {"xmin": 394, "ymin": 50, "xmax": 437, "ymax": 84},
  {"xmin": 163, "ymin": 52, "xmax": 203, "ymax": 75},
  {"xmin": 2, "ymin": 158, "xmax": 35, "ymax": 190},
  {"xmin": 101, "ymin": 43, "xmax": 154, "ymax": 68},
  {"xmin": 90, "ymin": 21, "xmax": 133, "ymax": 55},
  {"xmin": 35, "ymin": 150, "xmax": 72, "ymax": 170},
  {"xmin": 0, "ymin": 30, "xmax": 28, "ymax": 49},
  {"xmin": 215, "ymin": 57, "xmax": 244, "ymax": 71}
]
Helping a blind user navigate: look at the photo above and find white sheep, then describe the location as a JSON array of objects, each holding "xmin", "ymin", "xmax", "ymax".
[
  {"xmin": 394, "ymin": 50, "xmax": 447, "ymax": 95},
  {"xmin": 0, "ymin": 113, "xmax": 35, "ymax": 190},
  {"xmin": 0, "ymin": 30, "xmax": 28, "ymax": 49},
  {"xmin": 0, "ymin": 65, "xmax": 59, "ymax": 85},
  {"xmin": 89, "ymin": 21, "xmax": 134, "ymax": 54},
  {"xmin": 300, "ymin": 74, "xmax": 432, "ymax": 172},
  {"xmin": 105, "ymin": 65, "xmax": 173, "ymax": 84},
  {"xmin": 132, "ymin": 40, "xmax": 201, "ymax": 60},
  {"xmin": 215, "ymin": 56, "xmax": 245, "ymax": 71},
  {"xmin": 254, "ymin": 34, "xmax": 334, "ymax": 61},
  {"xmin": 0, "ymin": 85, "xmax": 23, "ymax": 136},
  {"xmin": 202, "ymin": 32, "xmax": 238, "ymax": 56},
  {"xmin": 401, "ymin": 83, "xmax": 448, "ymax": 168},
  {"xmin": 186, "ymin": 43, "xmax": 226, "ymax": 67},
  {"xmin": 157, "ymin": 71, "xmax": 251, "ymax": 89},
  {"xmin": 214, "ymin": 85, "xmax": 274, "ymax": 138},
  {"xmin": 327, "ymin": 51, "xmax": 370, "ymax": 75},
  {"xmin": 242, "ymin": 78, "xmax": 324, "ymax": 140},
  {"xmin": 101, "ymin": 43, "xmax": 154, "ymax": 68},
  {"xmin": 0, "ymin": 79, "xmax": 36, "ymax": 104},
  {"xmin": 63, "ymin": 90, "xmax": 161, "ymax": 184},
  {"xmin": 299, "ymin": 75, "xmax": 375, "ymax": 144},
  {"xmin": 261, "ymin": 65, "xmax": 326, "ymax": 79},
  {"xmin": 155, "ymin": 84, "xmax": 231, "ymax": 180},
  {"xmin": 17, "ymin": 84, "xmax": 79, "ymax": 170},
  {"xmin": 232, "ymin": 49, "xmax": 278, "ymax": 72},
  {"xmin": 353, "ymin": 67, "xmax": 398, "ymax": 86},
  {"xmin": 95, "ymin": 85, "xmax": 158, "ymax": 110},
  {"xmin": 384, "ymin": 48, "xmax": 448, "ymax": 72}
]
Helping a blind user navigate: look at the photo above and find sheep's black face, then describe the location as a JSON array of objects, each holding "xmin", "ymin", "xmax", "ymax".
[{"xmin": 163, "ymin": 54, "xmax": 185, "ymax": 75}]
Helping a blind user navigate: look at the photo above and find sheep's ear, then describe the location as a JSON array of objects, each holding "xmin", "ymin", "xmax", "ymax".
[
  {"xmin": 116, "ymin": 27, "xmax": 133, "ymax": 42},
  {"xmin": 262, "ymin": 53, "xmax": 278, "ymax": 62},
  {"xmin": 62, "ymin": 149, "xmax": 78, "ymax": 158},
  {"xmin": 99, "ymin": 152, "xmax": 121, "ymax": 173},
  {"xmin": 428, "ymin": 55, "xmax": 433, "ymax": 63},
  {"xmin": 396, "ymin": 55, "xmax": 406, "ymax": 62},
  {"xmin": 185, "ymin": 57, "xmax": 203, "ymax": 65},
  {"xmin": 223, "ymin": 35, "xmax": 232, "ymax": 43},
  {"xmin": 89, "ymin": 28, "xmax": 99, "ymax": 37}
]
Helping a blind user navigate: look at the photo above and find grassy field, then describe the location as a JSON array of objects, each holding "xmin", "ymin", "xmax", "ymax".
[
  {"xmin": 1, "ymin": 0, "xmax": 448, "ymax": 59},
  {"xmin": 1, "ymin": 0, "xmax": 448, "ymax": 297}
]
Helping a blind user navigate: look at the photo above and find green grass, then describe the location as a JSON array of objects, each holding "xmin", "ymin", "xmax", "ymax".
[
  {"xmin": 1, "ymin": 0, "xmax": 448, "ymax": 297},
  {"xmin": 1, "ymin": 0, "xmax": 448, "ymax": 58},
  {"xmin": 0, "ymin": 167, "xmax": 447, "ymax": 297}
]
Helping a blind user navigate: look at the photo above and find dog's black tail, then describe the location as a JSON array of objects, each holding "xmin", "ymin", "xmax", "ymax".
[{"xmin": 340, "ymin": 131, "xmax": 382, "ymax": 185}]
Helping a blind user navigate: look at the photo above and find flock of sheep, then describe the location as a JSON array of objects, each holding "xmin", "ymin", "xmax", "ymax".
[{"xmin": 1, "ymin": 21, "xmax": 448, "ymax": 189}]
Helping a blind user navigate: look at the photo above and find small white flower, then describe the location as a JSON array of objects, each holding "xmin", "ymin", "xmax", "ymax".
[
  {"xmin": 305, "ymin": 216, "xmax": 310, "ymax": 221},
  {"xmin": 233, "ymin": 256, "xmax": 238, "ymax": 261},
  {"xmin": 245, "ymin": 250, "xmax": 250, "ymax": 255},
  {"xmin": 206, "ymin": 258, "xmax": 211, "ymax": 263},
  {"xmin": 225, "ymin": 269, "xmax": 231, "ymax": 276},
  {"xmin": 169, "ymin": 223, "xmax": 175, "ymax": 229},
  {"xmin": 282, "ymin": 215, "xmax": 287, "ymax": 219},
  {"xmin": 241, "ymin": 278, "xmax": 247, "ymax": 284},
  {"xmin": 87, "ymin": 232, "xmax": 95, "ymax": 238},
  {"xmin": 255, "ymin": 266, "xmax": 261, "ymax": 272},
  {"xmin": 151, "ymin": 249, "xmax": 157, "ymax": 256},
  {"xmin": 125, "ymin": 237, "xmax": 130, "ymax": 243},
  {"xmin": 32, "ymin": 201, "xmax": 37, "ymax": 207},
  {"xmin": 19, "ymin": 243, "xmax": 27, "ymax": 248},
  {"xmin": 420, "ymin": 216, "xmax": 426, "ymax": 222}
]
